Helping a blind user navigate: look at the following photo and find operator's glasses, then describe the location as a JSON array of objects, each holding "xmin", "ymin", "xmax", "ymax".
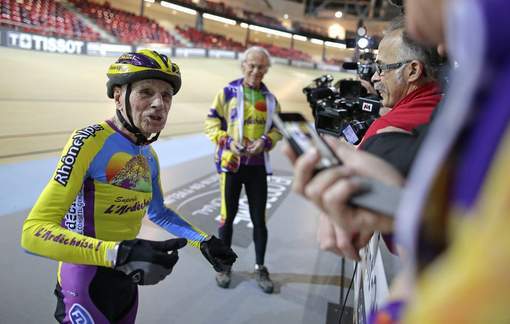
[{"xmin": 374, "ymin": 60, "xmax": 412, "ymax": 75}]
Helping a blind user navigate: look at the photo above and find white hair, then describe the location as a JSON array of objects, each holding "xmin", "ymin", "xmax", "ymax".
[
  {"xmin": 384, "ymin": 17, "xmax": 441, "ymax": 79},
  {"xmin": 240, "ymin": 46, "xmax": 272, "ymax": 66},
  {"xmin": 394, "ymin": 64, "xmax": 407, "ymax": 85}
]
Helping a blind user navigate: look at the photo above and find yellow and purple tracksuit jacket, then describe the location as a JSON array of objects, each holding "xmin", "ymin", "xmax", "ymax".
[
  {"xmin": 21, "ymin": 120, "xmax": 209, "ymax": 270},
  {"xmin": 204, "ymin": 78, "xmax": 282, "ymax": 174}
]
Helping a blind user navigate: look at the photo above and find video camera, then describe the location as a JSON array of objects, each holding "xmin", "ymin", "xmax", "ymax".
[
  {"xmin": 303, "ymin": 75, "xmax": 381, "ymax": 145},
  {"xmin": 342, "ymin": 52, "xmax": 377, "ymax": 82}
]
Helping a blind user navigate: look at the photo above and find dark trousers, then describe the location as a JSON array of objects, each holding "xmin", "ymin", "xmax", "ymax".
[{"xmin": 219, "ymin": 165, "xmax": 268, "ymax": 265}]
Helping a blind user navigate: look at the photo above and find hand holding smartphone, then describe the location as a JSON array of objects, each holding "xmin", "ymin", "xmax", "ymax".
[{"xmin": 273, "ymin": 112, "xmax": 401, "ymax": 217}]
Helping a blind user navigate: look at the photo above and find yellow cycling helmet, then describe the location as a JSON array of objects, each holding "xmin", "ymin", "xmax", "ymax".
[{"xmin": 106, "ymin": 49, "xmax": 181, "ymax": 98}]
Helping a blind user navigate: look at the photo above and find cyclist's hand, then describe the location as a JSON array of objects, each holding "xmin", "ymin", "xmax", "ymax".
[
  {"xmin": 114, "ymin": 238, "xmax": 187, "ymax": 285},
  {"xmin": 247, "ymin": 138, "xmax": 265, "ymax": 156},
  {"xmin": 227, "ymin": 139, "xmax": 246, "ymax": 156},
  {"xmin": 200, "ymin": 236, "xmax": 238, "ymax": 272}
]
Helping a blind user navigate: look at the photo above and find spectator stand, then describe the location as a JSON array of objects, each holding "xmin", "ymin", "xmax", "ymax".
[
  {"xmin": 157, "ymin": 0, "xmax": 347, "ymax": 62},
  {"xmin": 0, "ymin": 0, "xmax": 100, "ymax": 41},
  {"xmin": 59, "ymin": 0, "xmax": 116, "ymax": 43},
  {"xmin": 68, "ymin": 0, "xmax": 180, "ymax": 46}
]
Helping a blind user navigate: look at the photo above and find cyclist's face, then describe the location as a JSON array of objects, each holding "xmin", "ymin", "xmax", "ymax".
[
  {"xmin": 242, "ymin": 51, "xmax": 270, "ymax": 89},
  {"xmin": 125, "ymin": 79, "xmax": 173, "ymax": 135}
]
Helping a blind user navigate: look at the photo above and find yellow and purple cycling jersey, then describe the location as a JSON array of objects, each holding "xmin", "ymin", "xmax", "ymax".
[
  {"xmin": 21, "ymin": 120, "xmax": 210, "ymax": 323},
  {"xmin": 21, "ymin": 120, "xmax": 208, "ymax": 267}
]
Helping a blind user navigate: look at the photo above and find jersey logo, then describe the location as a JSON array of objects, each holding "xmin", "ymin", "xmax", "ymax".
[
  {"xmin": 54, "ymin": 125, "xmax": 104, "ymax": 186},
  {"xmin": 107, "ymin": 154, "xmax": 152, "ymax": 192},
  {"xmin": 69, "ymin": 303, "xmax": 94, "ymax": 324},
  {"xmin": 64, "ymin": 188, "xmax": 85, "ymax": 234},
  {"xmin": 254, "ymin": 100, "xmax": 267, "ymax": 112}
]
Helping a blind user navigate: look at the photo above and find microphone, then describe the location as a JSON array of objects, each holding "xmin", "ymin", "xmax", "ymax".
[{"xmin": 342, "ymin": 62, "xmax": 359, "ymax": 70}]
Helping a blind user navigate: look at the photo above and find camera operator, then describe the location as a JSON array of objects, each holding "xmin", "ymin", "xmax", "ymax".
[
  {"xmin": 309, "ymin": 19, "xmax": 445, "ymax": 260},
  {"xmin": 358, "ymin": 19, "xmax": 443, "ymax": 176},
  {"xmin": 357, "ymin": 52, "xmax": 380, "ymax": 98}
]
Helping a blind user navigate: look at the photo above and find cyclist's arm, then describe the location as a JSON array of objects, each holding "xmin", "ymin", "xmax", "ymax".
[
  {"xmin": 21, "ymin": 127, "xmax": 117, "ymax": 267},
  {"xmin": 204, "ymin": 89, "xmax": 229, "ymax": 145},
  {"xmin": 147, "ymin": 149, "xmax": 209, "ymax": 248}
]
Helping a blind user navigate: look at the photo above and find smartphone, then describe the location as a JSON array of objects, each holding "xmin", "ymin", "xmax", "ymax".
[
  {"xmin": 272, "ymin": 112, "xmax": 341, "ymax": 172},
  {"xmin": 273, "ymin": 112, "xmax": 401, "ymax": 217}
]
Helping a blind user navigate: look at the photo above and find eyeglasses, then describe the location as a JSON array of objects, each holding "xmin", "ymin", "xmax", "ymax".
[
  {"xmin": 374, "ymin": 60, "xmax": 413, "ymax": 75},
  {"xmin": 244, "ymin": 62, "xmax": 269, "ymax": 72}
]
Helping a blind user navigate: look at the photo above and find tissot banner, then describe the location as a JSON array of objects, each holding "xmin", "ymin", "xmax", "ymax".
[{"xmin": 5, "ymin": 31, "xmax": 85, "ymax": 54}]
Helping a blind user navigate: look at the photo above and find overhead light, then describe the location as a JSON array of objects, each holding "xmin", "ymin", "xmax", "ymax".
[
  {"xmin": 203, "ymin": 13, "xmax": 236, "ymax": 25},
  {"xmin": 160, "ymin": 1, "xmax": 197, "ymax": 15},
  {"xmin": 249, "ymin": 25, "xmax": 292, "ymax": 38},
  {"xmin": 357, "ymin": 37, "xmax": 369, "ymax": 49},
  {"xmin": 325, "ymin": 41, "xmax": 346, "ymax": 49},
  {"xmin": 310, "ymin": 38, "xmax": 324, "ymax": 45},
  {"xmin": 335, "ymin": 11, "xmax": 343, "ymax": 18},
  {"xmin": 293, "ymin": 34, "xmax": 307, "ymax": 41},
  {"xmin": 328, "ymin": 23, "xmax": 345, "ymax": 39},
  {"xmin": 357, "ymin": 26, "xmax": 367, "ymax": 37},
  {"xmin": 283, "ymin": 14, "xmax": 289, "ymax": 19}
]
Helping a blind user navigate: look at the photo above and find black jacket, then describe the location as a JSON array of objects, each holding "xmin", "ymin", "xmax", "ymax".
[{"xmin": 360, "ymin": 123, "xmax": 429, "ymax": 177}]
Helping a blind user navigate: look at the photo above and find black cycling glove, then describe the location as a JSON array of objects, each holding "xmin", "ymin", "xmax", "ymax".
[
  {"xmin": 200, "ymin": 236, "xmax": 238, "ymax": 272},
  {"xmin": 114, "ymin": 238, "xmax": 187, "ymax": 285}
]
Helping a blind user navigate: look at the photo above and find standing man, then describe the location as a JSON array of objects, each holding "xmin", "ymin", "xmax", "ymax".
[
  {"xmin": 359, "ymin": 20, "xmax": 442, "ymax": 149},
  {"xmin": 204, "ymin": 46, "xmax": 282, "ymax": 293},
  {"xmin": 21, "ymin": 49, "xmax": 237, "ymax": 324},
  {"xmin": 309, "ymin": 21, "xmax": 443, "ymax": 260}
]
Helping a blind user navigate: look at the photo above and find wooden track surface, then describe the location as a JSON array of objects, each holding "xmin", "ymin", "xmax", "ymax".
[{"xmin": 0, "ymin": 47, "xmax": 350, "ymax": 163}]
